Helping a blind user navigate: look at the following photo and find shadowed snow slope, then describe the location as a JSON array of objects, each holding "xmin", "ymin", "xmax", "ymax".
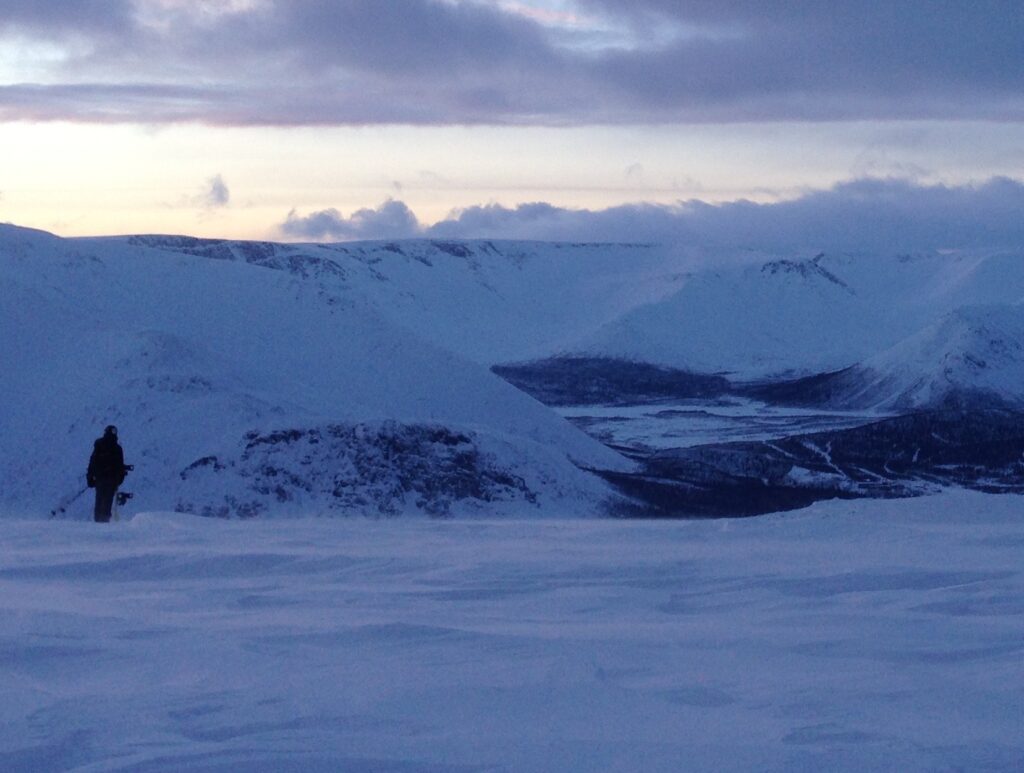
[
  {"xmin": 0, "ymin": 225, "xmax": 629, "ymax": 518},
  {"xmin": 798, "ymin": 304, "xmax": 1024, "ymax": 410},
  {"xmin": 574, "ymin": 252, "xmax": 1024, "ymax": 379}
]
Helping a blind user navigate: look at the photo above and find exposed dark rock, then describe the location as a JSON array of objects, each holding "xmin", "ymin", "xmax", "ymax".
[
  {"xmin": 128, "ymin": 235, "xmax": 349, "ymax": 281},
  {"xmin": 180, "ymin": 456, "xmax": 225, "ymax": 477},
  {"xmin": 597, "ymin": 469, "xmax": 857, "ymax": 519},
  {"xmin": 741, "ymin": 367, "xmax": 860, "ymax": 406},
  {"xmin": 179, "ymin": 421, "xmax": 538, "ymax": 518},
  {"xmin": 430, "ymin": 241, "xmax": 473, "ymax": 258},
  {"xmin": 761, "ymin": 255, "xmax": 853, "ymax": 292}
]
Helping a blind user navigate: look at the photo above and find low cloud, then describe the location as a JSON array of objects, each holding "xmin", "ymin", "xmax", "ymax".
[
  {"xmin": 663, "ymin": 177, "xmax": 1024, "ymax": 253},
  {"xmin": 280, "ymin": 177, "xmax": 1024, "ymax": 253},
  {"xmin": 198, "ymin": 174, "xmax": 230, "ymax": 208},
  {"xmin": 281, "ymin": 199, "xmax": 420, "ymax": 241},
  {"xmin": 428, "ymin": 200, "xmax": 679, "ymax": 243}
]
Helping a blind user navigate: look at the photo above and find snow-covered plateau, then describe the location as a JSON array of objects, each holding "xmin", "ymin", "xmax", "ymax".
[{"xmin": 2, "ymin": 491, "xmax": 1022, "ymax": 772}]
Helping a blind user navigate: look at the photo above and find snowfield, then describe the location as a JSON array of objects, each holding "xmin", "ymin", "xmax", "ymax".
[{"xmin": 2, "ymin": 490, "xmax": 1022, "ymax": 772}]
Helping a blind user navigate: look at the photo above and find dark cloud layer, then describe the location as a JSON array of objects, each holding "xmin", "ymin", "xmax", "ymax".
[
  {"xmin": 0, "ymin": 0, "xmax": 135, "ymax": 36},
  {"xmin": 1, "ymin": 0, "xmax": 1022, "ymax": 125},
  {"xmin": 280, "ymin": 177, "xmax": 1024, "ymax": 252}
]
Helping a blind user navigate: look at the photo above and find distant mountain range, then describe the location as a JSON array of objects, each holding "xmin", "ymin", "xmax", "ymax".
[
  {"xmin": 4, "ymin": 223, "xmax": 1024, "ymax": 517},
  {"xmin": 98, "ymin": 233, "xmax": 1024, "ymax": 395},
  {"xmin": 571, "ymin": 252, "xmax": 1024, "ymax": 382}
]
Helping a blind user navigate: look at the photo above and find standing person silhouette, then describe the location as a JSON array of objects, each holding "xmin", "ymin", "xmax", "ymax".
[{"xmin": 87, "ymin": 425, "xmax": 127, "ymax": 523}]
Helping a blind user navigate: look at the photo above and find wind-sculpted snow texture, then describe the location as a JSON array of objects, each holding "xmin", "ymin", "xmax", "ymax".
[
  {"xmin": 0, "ymin": 225, "xmax": 628, "ymax": 519},
  {"xmin": 1, "ymin": 492, "xmax": 1022, "ymax": 771}
]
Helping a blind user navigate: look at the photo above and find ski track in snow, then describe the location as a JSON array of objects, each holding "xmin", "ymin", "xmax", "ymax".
[{"xmin": 2, "ymin": 490, "xmax": 1023, "ymax": 772}]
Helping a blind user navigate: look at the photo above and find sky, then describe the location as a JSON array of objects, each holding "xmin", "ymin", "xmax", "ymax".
[{"xmin": 1, "ymin": 0, "xmax": 1023, "ymax": 246}]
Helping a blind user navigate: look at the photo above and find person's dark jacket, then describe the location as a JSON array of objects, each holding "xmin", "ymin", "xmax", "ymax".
[{"xmin": 87, "ymin": 434, "xmax": 126, "ymax": 488}]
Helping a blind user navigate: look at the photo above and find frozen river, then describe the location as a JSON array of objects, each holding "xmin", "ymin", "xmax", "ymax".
[{"xmin": 558, "ymin": 397, "xmax": 889, "ymax": 455}]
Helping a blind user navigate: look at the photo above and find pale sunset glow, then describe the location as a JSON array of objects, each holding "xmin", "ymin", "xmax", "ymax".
[{"xmin": 0, "ymin": 1, "xmax": 1022, "ymax": 241}]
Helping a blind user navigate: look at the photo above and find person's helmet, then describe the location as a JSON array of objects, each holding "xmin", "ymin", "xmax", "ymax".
[{"xmin": 104, "ymin": 425, "xmax": 118, "ymax": 437}]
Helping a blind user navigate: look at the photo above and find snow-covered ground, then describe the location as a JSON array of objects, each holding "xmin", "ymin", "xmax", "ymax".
[{"xmin": 3, "ymin": 490, "xmax": 1022, "ymax": 772}]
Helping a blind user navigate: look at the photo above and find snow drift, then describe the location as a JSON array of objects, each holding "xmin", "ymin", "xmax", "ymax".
[{"xmin": 2, "ymin": 491, "xmax": 1022, "ymax": 771}]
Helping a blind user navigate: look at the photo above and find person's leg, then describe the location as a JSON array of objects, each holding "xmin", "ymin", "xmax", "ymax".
[{"xmin": 94, "ymin": 482, "xmax": 115, "ymax": 523}]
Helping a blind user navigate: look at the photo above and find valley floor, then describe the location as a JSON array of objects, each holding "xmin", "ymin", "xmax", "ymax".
[
  {"xmin": 2, "ymin": 491, "xmax": 1022, "ymax": 772},
  {"xmin": 557, "ymin": 397, "xmax": 888, "ymax": 454}
]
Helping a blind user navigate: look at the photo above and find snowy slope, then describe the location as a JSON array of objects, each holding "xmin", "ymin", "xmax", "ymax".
[
  {"xmin": 572, "ymin": 257, "xmax": 869, "ymax": 377},
  {"xmin": 1, "ymin": 491, "xmax": 1022, "ymax": 771},
  {"xmin": 87, "ymin": 236, "xmax": 1024, "ymax": 389},
  {"xmin": 571, "ymin": 252, "xmax": 1024, "ymax": 379},
  {"xmin": 106, "ymin": 235, "xmax": 696, "ymax": 365},
  {"xmin": 0, "ymin": 225, "xmax": 630, "ymax": 518},
  {"xmin": 800, "ymin": 304, "xmax": 1024, "ymax": 410}
]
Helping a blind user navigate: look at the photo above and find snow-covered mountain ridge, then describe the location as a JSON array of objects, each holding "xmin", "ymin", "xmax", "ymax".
[
  {"xmin": 575, "ymin": 251, "xmax": 1024, "ymax": 380},
  {"xmin": 755, "ymin": 304, "xmax": 1024, "ymax": 411},
  {"xmin": 0, "ymin": 225, "xmax": 630, "ymax": 518},
  {"xmin": 111, "ymin": 233, "xmax": 692, "ymax": 365},
  {"xmin": 7, "ymin": 222, "xmax": 1024, "ymax": 518},
  {"xmin": 105, "ymin": 233, "xmax": 1024, "ymax": 389}
]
